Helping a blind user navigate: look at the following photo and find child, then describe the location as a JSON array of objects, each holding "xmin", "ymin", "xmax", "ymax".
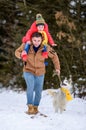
[{"xmin": 21, "ymin": 13, "xmax": 57, "ymax": 61}]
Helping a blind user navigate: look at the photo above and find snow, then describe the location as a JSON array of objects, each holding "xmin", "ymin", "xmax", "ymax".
[{"xmin": 0, "ymin": 89, "xmax": 86, "ymax": 130}]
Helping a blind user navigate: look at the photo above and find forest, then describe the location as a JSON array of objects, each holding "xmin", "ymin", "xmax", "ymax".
[{"xmin": 0, "ymin": 0, "xmax": 86, "ymax": 98}]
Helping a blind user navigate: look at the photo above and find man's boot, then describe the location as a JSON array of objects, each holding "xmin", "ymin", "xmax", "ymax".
[
  {"xmin": 33, "ymin": 106, "xmax": 39, "ymax": 114},
  {"xmin": 26, "ymin": 104, "xmax": 34, "ymax": 114}
]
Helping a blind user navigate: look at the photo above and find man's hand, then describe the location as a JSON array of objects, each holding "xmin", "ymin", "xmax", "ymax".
[
  {"xmin": 56, "ymin": 69, "xmax": 60, "ymax": 76},
  {"xmin": 52, "ymin": 69, "xmax": 60, "ymax": 77}
]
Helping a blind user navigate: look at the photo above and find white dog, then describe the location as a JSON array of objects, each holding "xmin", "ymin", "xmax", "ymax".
[
  {"xmin": 48, "ymin": 77, "xmax": 73, "ymax": 113},
  {"xmin": 48, "ymin": 89, "xmax": 67, "ymax": 113}
]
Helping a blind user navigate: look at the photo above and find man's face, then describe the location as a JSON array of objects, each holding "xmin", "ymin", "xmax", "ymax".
[
  {"xmin": 32, "ymin": 37, "xmax": 42, "ymax": 47},
  {"xmin": 37, "ymin": 25, "xmax": 44, "ymax": 31}
]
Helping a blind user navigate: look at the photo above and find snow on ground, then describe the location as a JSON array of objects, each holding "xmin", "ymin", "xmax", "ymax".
[{"xmin": 0, "ymin": 89, "xmax": 86, "ymax": 130}]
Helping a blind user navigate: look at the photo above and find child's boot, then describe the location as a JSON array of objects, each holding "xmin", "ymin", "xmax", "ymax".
[
  {"xmin": 21, "ymin": 50, "xmax": 28, "ymax": 61},
  {"xmin": 42, "ymin": 51, "xmax": 48, "ymax": 58}
]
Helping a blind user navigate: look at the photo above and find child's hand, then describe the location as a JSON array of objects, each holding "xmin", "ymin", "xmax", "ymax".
[
  {"xmin": 21, "ymin": 50, "xmax": 28, "ymax": 61},
  {"xmin": 26, "ymin": 41, "xmax": 31, "ymax": 45},
  {"xmin": 52, "ymin": 43, "xmax": 57, "ymax": 46}
]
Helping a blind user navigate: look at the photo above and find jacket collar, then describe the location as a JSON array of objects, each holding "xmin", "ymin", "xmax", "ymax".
[{"xmin": 30, "ymin": 44, "xmax": 44, "ymax": 53}]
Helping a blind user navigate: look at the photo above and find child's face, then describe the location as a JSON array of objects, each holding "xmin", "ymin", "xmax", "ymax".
[
  {"xmin": 37, "ymin": 25, "xmax": 44, "ymax": 31},
  {"xmin": 32, "ymin": 37, "xmax": 42, "ymax": 47}
]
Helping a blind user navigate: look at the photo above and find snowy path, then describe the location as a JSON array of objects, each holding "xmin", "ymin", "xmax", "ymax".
[{"xmin": 0, "ymin": 89, "xmax": 86, "ymax": 130}]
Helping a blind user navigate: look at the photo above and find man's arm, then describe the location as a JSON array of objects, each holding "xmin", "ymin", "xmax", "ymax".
[
  {"xmin": 15, "ymin": 44, "xmax": 24, "ymax": 59},
  {"xmin": 47, "ymin": 45, "xmax": 60, "ymax": 75}
]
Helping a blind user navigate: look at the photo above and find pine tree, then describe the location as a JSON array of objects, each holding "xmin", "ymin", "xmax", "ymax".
[{"xmin": 0, "ymin": 0, "xmax": 86, "ymax": 97}]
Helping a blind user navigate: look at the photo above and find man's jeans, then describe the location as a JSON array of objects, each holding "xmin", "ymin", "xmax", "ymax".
[{"xmin": 23, "ymin": 72, "xmax": 44, "ymax": 106}]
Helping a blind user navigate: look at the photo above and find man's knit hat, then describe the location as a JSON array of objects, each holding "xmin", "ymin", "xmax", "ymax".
[{"xmin": 36, "ymin": 14, "xmax": 45, "ymax": 26}]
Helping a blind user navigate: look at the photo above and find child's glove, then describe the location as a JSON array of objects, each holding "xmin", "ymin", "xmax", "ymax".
[{"xmin": 21, "ymin": 50, "xmax": 28, "ymax": 61}]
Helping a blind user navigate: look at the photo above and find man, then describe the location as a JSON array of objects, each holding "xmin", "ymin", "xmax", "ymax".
[{"xmin": 15, "ymin": 32, "xmax": 60, "ymax": 115}]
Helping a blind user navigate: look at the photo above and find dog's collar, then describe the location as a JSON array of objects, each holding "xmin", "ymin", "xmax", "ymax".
[{"xmin": 61, "ymin": 87, "xmax": 73, "ymax": 101}]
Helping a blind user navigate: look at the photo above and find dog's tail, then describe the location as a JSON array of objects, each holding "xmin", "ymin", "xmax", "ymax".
[{"xmin": 47, "ymin": 90, "xmax": 55, "ymax": 96}]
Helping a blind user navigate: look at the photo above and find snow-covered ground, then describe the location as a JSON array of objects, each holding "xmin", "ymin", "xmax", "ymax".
[{"xmin": 0, "ymin": 89, "xmax": 86, "ymax": 130}]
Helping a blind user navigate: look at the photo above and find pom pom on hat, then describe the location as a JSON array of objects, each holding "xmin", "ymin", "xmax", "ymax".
[{"xmin": 36, "ymin": 13, "xmax": 45, "ymax": 26}]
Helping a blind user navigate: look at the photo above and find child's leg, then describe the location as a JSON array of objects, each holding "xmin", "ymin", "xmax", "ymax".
[
  {"xmin": 42, "ymin": 45, "xmax": 48, "ymax": 58},
  {"xmin": 43, "ymin": 45, "xmax": 47, "ymax": 52},
  {"xmin": 24, "ymin": 42, "xmax": 30, "ymax": 54}
]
